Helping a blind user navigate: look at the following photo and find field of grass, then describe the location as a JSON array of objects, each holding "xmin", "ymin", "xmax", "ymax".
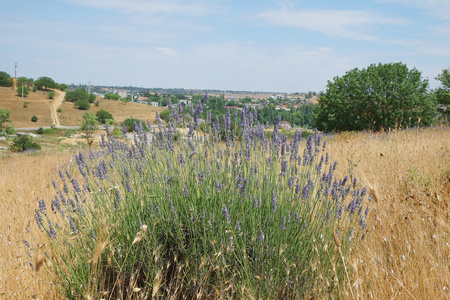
[{"xmin": 0, "ymin": 125, "xmax": 448, "ymax": 299}]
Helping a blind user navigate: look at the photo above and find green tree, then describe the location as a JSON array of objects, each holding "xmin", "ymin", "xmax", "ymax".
[
  {"xmin": 57, "ymin": 83, "xmax": 69, "ymax": 91},
  {"xmin": 104, "ymin": 93, "xmax": 121, "ymax": 100},
  {"xmin": 435, "ymin": 68, "xmax": 450, "ymax": 105},
  {"xmin": 16, "ymin": 77, "xmax": 34, "ymax": 88},
  {"xmin": 16, "ymin": 85, "xmax": 30, "ymax": 97},
  {"xmin": 74, "ymin": 99, "xmax": 91, "ymax": 110},
  {"xmin": 31, "ymin": 115, "xmax": 38, "ymax": 122},
  {"xmin": 34, "ymin": 76, "xmax": 56, "ymax": 91},
  {"xmin": 0, "ymin": 108, "xmax": 12, "ymax": 133},
  {"xmin": 65, "ymin": 88, "xmax": 89, "ymax": 102},
  {"xmin": 81, "ymin": 112, "xmax": 99, "ymax": 146},
  {"xmin": 315, "ymin": 62, "xmax": 437, "ymax": 132},
  {"xmin": 48, "ymin": 91, "xmax": 56, "ymax": 99},
  {"xmin": 0, "ymin": 71, "xmax": 14, "ymax": 87},
  {"xmin": 95, "ymin": 109, "xmax": 113, "ymax": 124}
]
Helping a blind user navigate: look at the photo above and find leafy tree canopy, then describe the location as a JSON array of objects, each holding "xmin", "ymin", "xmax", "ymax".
[
  {"xmin": 315, "ymin": 62, "xmax": 437, "ymax": 132},
  {"xmin": 17, "ymin": 77, "xmax": 34, "ymax": 88},
  {"xmin": 0, "ymin": 71, "xmax": 14, "ymax": 87},
  {"xmin": 34, "ymin": 76, "xmax": 57, "ymax": 91},
  {"xmin": 435, "ymin": 68, "xmax": 450, "ymax": 105}
]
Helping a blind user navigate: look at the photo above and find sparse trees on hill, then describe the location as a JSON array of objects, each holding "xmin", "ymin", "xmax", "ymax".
[{"xmin": 315, "ymin": 62, "xmax": 437, "ymax": 132}]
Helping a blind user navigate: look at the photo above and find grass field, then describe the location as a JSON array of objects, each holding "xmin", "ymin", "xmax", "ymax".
[{"xmin": 0, "ymin": 126, "xmax": 448, "ymax": 299}]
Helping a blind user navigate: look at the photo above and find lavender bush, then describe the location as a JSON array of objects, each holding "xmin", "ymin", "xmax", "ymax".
[{"xmin": 26, "ymin": 104, "xmax": 370, "ymax": 299}]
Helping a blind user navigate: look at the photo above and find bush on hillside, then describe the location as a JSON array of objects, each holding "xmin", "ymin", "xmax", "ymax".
[
  {"xmin": 9, "ymin": 135, "xmax": 41, "ymax": 152},
  {"xmin": 74, "ymin": 99, "xmax": 91, "ymax": 110},
  {"xmin": 96, "ymin": 109, "xmax": 113, "ymax": 124},
  {"xmin": 31, "ymin": 115, "xmax": 38, "ymax": 122}
]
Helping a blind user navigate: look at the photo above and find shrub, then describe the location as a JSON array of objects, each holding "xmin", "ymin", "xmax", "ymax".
[
  {"xmin": 23, "ymin": 101, "xmax": 29, "ymax": 108},
  {"xmin": 9, "ymin": 135, "xmax": 41, "ymax": 152},
  {"xmin": 16, "ymin": 85, "xmax": 30, "ymax": 97},
  {"xmin": 95, "ymin": 109, "xmax": 113, "ymax": 124},
  {"xmin": 74, "ymin": 99, "xmax": 90, "ymax": 110},
  {"xmin": 122, "ymin": 118, "xmax": 148, "ymax": 133},
  {"xmin": 36, "ymin": 127, "xmax": 44, "ymax": 134},
  {"xmin": 31, "ymin": 115, "xmax": 38, "ymax": 122},
  {"xmin": 57, "ymin": 108, "xmax": 62, "ymax": 113},
  {"xmin": 26, "ymin": 113, "xmax": 371, "ymax": 299},
  {"xmin": 159, "ymin": 109, "xmax": 172, "ymax": 121},
  {"xmin": 32, "ymin": 86, "xmax": 37, "ymax": 92},
  {"xmin": 48, "ymin": 91, "xmax": 55, "ymax": 99},
  {"xmin": 5, "ymin": 124, "xmax": 14, "ymax": 135}
]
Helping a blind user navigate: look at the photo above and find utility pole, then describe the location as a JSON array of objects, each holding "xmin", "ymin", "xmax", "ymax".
[{"xmin": 21, "ymin": 83, "xmax": 24, "ymax": 102}]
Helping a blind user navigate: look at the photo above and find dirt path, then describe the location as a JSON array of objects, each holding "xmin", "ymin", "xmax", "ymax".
[{"xmin": 51, "ymin": 90, "xmax": 65, "ymax": 127}]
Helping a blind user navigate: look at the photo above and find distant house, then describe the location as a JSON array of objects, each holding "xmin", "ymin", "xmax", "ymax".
[
  {"xmin": 179, "ymin": 99, "xmax": 192, "ymax": 106},
  {"xmin": 279, "ymin": 121, "xmax": 292, "ymax": 130},
  {"xmin": 150, "ymin": 102, "xmax": 159, "ymax": 107}
]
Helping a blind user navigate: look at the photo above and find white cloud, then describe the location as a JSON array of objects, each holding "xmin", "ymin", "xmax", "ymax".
[
  {"xmin": 155, "ymin": 47, "xmax": 179, "ymax": 56},
  {"xmin": 258, "ymin": 5, "xmax": 409, "ymax": 41},
  {"xmin": 61, "ymin": 0, "xmax": 214, "ymax": 16}
]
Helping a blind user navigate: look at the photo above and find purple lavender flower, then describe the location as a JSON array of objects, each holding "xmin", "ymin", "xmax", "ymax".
[
  {"xmin": 34, "ymin": 209, "xmax": 44, "ymax": 230},
  {"xmin": 47, "ymin": 220, "xmax": 56, "ymax": 239},
  {"xmin": 38, "ymin": 199, "xmax": 46, "ymax": 212},
  {"xmin": 258, "ymin": 229, "xmax": 265, "ymax": 241},
  {"xmin": 280, "ymin": 217, "xmax": 286, "ymax": 230},
  {"xmin": 71, "ymin": 178, "xmax": 81, "ymax": 193},
  {"xmin": 68, "ymin": 216, "xmax": 78, "ymax": 234},
  {"xmin": 301, "ymin": 179, "xmax": 314, "ymax": 200},
  {"xmin": 271, "ymin": 192, "xmax": 277, "ymax": 212},
  {"xmin": 228, "ymin": 236, "xmax": 234, "ymax": 251},
  {"xmin": 222, "ymin": 203, "xmax": 231, "ymax": 224},
  {"xmin": 169, "ymin": 198, "xmax": 177, "ymax": 218},
  {"xmin": 59, "ymin": 169, "xmax": 65, "ymax": 181},
  {"xmin": 236, "ymin": 221, "xmax": 242, "ymax": 235},
  {"xmin": 183, "ymin": 185, "xmax": 189, "ymax": 197},
  {"xmin": 52, "ymin": 180, "xmax": 57, "ymax": 189},
  {"xmin": 90, "ymin": 228, "xmax": 96, "ymax": 242}
]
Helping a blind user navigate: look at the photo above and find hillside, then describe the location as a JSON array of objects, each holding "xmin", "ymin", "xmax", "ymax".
[{"xmin": 0, "ymin": 87, "xmax": 167, "ymax": 128}]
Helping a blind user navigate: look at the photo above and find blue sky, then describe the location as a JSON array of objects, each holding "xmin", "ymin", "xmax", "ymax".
[{"xmin": 1, "ymin": 0, "xmax": 449, "ymax": 92}]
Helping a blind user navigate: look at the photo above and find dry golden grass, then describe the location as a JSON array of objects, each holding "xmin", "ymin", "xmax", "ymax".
[
  {"xmin": 0, "ymin": 126, "xmax": 449, "ymax": 299},
  {"xmin": 0, "ymin": 151, "xmax": 75, "ymax": 299},
  {"xmin": 325, "ymin": 127, "xmax": 450, "ymax": 299},
  {"xmin": 0, "ymin": 87, "xmax": 56, "ymax": 128}
]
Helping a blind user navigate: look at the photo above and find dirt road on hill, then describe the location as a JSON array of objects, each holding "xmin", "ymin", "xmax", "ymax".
[{"xmin": 51, "ymin": 90, "xmax": 65, "ymax": 127}]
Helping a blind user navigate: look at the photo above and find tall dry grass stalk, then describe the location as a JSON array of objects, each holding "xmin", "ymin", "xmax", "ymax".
[
  {"xmin": 0, "ymin": 150, "xmax": 75, "ymax": 299},
  {"xmin": 326, "ymin": 127, "xmax": 450, "ymax": 299}
]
